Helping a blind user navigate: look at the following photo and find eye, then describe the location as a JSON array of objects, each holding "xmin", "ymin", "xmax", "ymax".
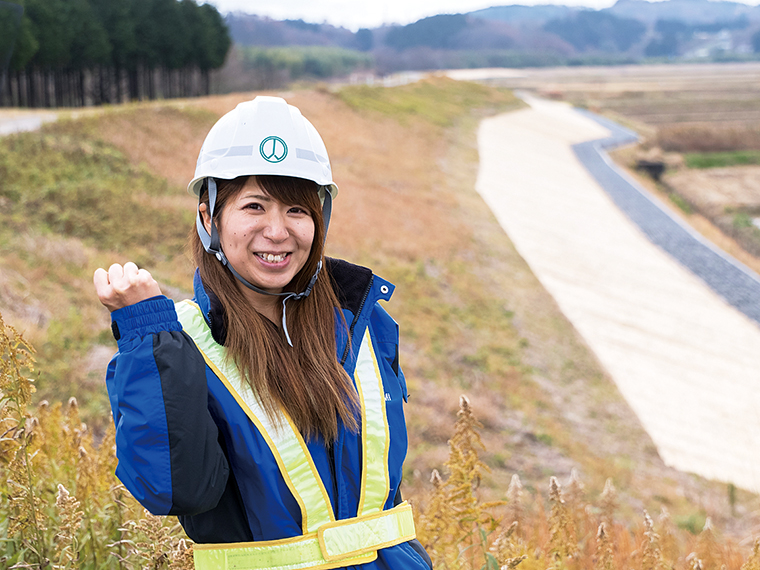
[
  {"xmin": 244, "ymin": 202, "xmax": 264, "ymax": 211},
  {"xmin": 288, "ymin": 206, "xmax": 310, "ymax": 215}
]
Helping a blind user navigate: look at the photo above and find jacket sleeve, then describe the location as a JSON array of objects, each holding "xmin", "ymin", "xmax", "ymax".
[{"xmin": 105, "ymin": 296, "xmax": 229, "ymax": 516}]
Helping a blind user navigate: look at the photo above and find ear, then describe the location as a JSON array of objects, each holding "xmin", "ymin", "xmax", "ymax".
[{"xmin": 199, "ymin": 203, "xmax": 213, "ymax": 235}]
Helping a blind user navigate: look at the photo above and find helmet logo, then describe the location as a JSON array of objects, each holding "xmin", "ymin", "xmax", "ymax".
[{"xmin": 260, "ymin": 136, "xmax": 288, "ymax": 163}]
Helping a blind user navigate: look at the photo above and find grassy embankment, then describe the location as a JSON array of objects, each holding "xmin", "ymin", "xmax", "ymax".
[{"xmin": 2, "ymin": 77, "xmax": 760, "ymax": 567}]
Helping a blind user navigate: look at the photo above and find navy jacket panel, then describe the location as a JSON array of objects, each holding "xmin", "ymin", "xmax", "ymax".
[
  {"xmin": 106, "ymin": 259, "xmax": 431, "ymax": 569},
  {"xmin": 107, "ymin": 297, "xmax": 230, "ymax": 516},
  {"xmin": 107, "ymin": 331, "xmax": 173, "ymax": 514},
  {"xmin": 153, "ymin": 331, "xmax": 230, "ymax": 516}
]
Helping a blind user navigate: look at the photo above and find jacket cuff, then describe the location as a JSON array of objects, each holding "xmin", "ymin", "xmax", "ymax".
[{"xmin": 111, "ymin": 296, "xmax": 182, "ymax": 349}]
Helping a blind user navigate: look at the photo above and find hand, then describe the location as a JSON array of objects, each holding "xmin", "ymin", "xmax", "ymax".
[{"xmin": 93, "ymin": 262, "xmax": 163, "ymax": 312}]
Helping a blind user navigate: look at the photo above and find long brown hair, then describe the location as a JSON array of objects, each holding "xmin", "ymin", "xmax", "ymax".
[{"xmin": 192, "ymin": 175, "xmax": 358, "ymax": 441}]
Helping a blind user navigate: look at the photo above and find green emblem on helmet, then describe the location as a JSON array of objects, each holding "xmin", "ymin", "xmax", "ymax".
[{"xmin": 260, "ymin": 136, "xmax": 288, "ymax": 163}]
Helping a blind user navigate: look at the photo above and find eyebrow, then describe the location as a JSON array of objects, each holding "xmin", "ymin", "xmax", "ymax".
[{"xmin": 240, "ymin": 193, "xmax": 272, "ymax": 201}]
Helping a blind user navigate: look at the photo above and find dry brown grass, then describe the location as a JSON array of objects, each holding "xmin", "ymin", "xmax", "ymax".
[
  {"xmin": 658, "ymin": 124, "xmax": 760, "ymax": 153},
  {"xmin": 92, "ymin": 105, "xmax": 214, "ymax": 191},
  {"xmin": 494, "ymin": 63, "xmax": 760, "ymax": 128},
  {"xmin": 3, "ymin": 77, "xmax": 760, "ymax": 561},
  {"xmin": 288, "ymin": 90, "xmax": 465, "ymax": 261},
  {"xmin": 414, "ymin": 396, "xmax": 760, "ymax": 570}
]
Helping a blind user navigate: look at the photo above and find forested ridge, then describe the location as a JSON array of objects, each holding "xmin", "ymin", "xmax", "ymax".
[{"xmin": 0, "ymin": 0, "xmax": 231, "ymax": 108}]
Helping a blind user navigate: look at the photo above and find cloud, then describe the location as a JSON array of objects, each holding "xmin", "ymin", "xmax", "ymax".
[{"xmin": 205, "ymin": 0, "xmax": 500, "ymax": 30}]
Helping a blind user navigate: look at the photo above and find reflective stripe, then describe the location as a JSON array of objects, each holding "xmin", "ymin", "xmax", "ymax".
[
  {"xmin": 193, "ymin": 503, "xmax": 415, "ymax": 570},
  {"xmin": 318, "ymin": 503, "xmax": 415, "ymax": 561},
  {"xmin": 353, "ymin": 328, "xmax": 391, "ymax": 516},
  {"xmin": 176, "ymin": 301, "xmax": 334, "ymax": 532},
  {"xmin": 175, "ymin": 300, "xmax": 414, "ymax": 570}
]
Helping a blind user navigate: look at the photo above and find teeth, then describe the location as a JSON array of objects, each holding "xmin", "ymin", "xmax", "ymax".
[{"xmin": 260, "ymin": 253, "xmax": 286, "ymax": 263}]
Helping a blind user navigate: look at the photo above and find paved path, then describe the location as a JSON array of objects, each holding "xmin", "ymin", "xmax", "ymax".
[
  {"xmin": 476, "ymin": 95, "xmax": 760, "ymax": 492},
  {"xmin": 0, "ymin": 111, "xmax": 56, "ymax": 136}
]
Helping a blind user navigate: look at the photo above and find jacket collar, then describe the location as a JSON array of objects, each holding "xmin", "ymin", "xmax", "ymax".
[{"xmin": 192, "ymin": 257, "xmax": 394, "ymax": 345}]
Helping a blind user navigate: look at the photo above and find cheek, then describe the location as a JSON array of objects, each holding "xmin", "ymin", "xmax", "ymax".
[
  {"xmin": 302, "ymin": 220, "xmax": 316, "ymax": 248},
  {"xmin": 219, "ymin": 223, "xmax": 250, "ymax": 248}
]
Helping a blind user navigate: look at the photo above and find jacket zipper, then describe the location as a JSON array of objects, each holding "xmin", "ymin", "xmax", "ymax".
[{"xmin": 340, "ymin": 276, "xmax": 373, "ymax": 366}]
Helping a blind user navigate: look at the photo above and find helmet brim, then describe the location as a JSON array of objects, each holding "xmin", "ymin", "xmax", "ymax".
[{"xmin": 188, "ymin": 175, "xmax": 338, "ymax": 203}]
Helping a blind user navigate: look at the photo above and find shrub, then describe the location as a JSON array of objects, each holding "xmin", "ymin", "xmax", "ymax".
[{"xmin": 0, "ymin": 312, "xmax": 190, "ymax": 569}]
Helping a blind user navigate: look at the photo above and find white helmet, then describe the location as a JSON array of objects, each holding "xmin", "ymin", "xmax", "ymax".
[
  {"xmin": 187, "ymin": 96, "xmax": 338, "ymax": 200},
  {"xmin": 189, "ymin": 96, "xmax": 336, "ymax": 347}
]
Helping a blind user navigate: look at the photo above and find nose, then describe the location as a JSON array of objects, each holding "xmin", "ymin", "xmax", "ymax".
[{"xmin": 262, "ymin": 210, "xmax": 289, "ymax": 242}]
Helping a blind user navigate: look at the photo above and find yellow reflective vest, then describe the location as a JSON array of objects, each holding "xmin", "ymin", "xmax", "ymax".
[{"xmin": 176, "ymin": 300, "xmax": 417, "ymax": 570}]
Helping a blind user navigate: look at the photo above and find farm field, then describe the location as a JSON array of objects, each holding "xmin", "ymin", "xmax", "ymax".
[
  {"xmin": 3, "ymin": 75, "xmax": 760, "ymax": 567},
  {"xmin": 485, "ymin": 62, "xmax": 760, "ymax": 126}
]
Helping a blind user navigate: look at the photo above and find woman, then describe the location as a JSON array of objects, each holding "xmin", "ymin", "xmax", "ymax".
[{"xmin": 94, "ymin": 96, "xmax": 432, "ymax": 570}]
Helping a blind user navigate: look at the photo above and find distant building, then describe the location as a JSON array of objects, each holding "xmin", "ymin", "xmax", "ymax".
[{"xmin": 686, "ymin": 29, "xmax": 733, "ymax": 58}]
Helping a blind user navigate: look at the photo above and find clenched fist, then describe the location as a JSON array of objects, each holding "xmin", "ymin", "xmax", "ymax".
[{"xmin": 94, "ymin": 262, "xmax": 163, "ymax": 312}]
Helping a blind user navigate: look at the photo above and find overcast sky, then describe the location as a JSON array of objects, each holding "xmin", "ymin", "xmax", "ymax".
[
  {"xmin": 203, "ymin": 0, "xmax": 760, "ymax": 32},
  {"xmin": 201, "ymin": 0, "xmax": 626, "ymax": 31}
]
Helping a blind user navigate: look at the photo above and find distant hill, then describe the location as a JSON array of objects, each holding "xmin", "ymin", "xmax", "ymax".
[
  {"xmin": 468, "ymin": 4, "xmax": 577, "ymax": 24},
  {"xmin": 606, "ymin": 0, "xmax": 760, "ymax": 24},
  {"xmin": 221, "ymin": 0, "xmax": 760, "ymax": 76},
  {"xmin": 225, "ymin": 13, "xmax": 360, "ymax": 49}
]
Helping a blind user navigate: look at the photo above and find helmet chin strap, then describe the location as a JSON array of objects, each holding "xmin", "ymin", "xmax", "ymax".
[{"xmin": 196, "ymin": 178, "xmax": 332, "ymax": 347}]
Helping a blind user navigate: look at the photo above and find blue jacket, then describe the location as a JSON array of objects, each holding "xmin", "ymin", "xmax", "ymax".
[{"xmin": 105, "ymin": 258, "xmax": 431, "ymax": 569}]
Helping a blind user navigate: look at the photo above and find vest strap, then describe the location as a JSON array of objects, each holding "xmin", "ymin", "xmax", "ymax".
[
  {"xmin": 193, "ymin": 503, "xmax": 416, "ymax": 570},
  {"xmin": 318, "ymin": 502, "xmax": 416, "ymax": 562},
  {"xmin": 176, "ymin": 300, "xmax": 335, "ymax": 532},
  {"xmin": 353, "ymin": 327, "xmax": 391, "ymax": 516}
]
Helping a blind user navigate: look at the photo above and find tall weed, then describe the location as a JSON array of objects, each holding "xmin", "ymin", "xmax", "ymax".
[
  {"xmin": 3, "ymin": 314, "xmax": 760, "ymax": 568},
  {"xmin": 414, "ymin": 391, "xmax": 760, "ymax": 570},
  {"xmin": 0, "ymin": 312, "xmax": 188, "ymax": 568}
]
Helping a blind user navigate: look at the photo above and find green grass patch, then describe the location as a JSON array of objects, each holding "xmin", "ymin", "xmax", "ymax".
[
  {"xmin": 684, "ymin": 150, "xmax": 760, "ymax": 169},
  {"xmin": 675, "ymin": 512, "xmax": 708, "ymax": 535},
  {"xmin": 733, "ymin": 211, "xmax": 755, "ymax": 229},
  {"xmin": 338, "ymin": 76, "xmax": 522, "ymax": 127},
  {"xmin": 240, "ymin": 46, "xmax": 372, "ymax": 80},
  {"xmin": 668, "ymin": 192, "xmax": 693, "ymax": 214},
  {"xmin": 0, "ymin": 121, "xmax": 193, "ymax": 263}
]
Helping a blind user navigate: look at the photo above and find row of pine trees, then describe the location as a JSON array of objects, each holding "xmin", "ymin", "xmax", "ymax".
[{"xmin": 0, "ymin": 0, "xmax": 231, "ymax": 108}]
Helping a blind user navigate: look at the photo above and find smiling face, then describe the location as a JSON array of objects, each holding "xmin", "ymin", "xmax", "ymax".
[{"xmin": 207, "ymin": 177, "xmax": 316, "ymax": 298}]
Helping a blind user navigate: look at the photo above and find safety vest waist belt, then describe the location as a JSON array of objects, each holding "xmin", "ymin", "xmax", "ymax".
[{"xmin": 193, "ymin": 502, "xmax": 416, "ymax": 570}]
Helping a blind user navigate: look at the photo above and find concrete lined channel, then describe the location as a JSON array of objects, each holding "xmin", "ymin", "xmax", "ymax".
[
  {"xmin": 573, "ymin": 110, "xmax": 760, "ymax": 326},
  {"xmin": 475, "ymin": 94, "xmax": 760, "ymax": 492}
]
